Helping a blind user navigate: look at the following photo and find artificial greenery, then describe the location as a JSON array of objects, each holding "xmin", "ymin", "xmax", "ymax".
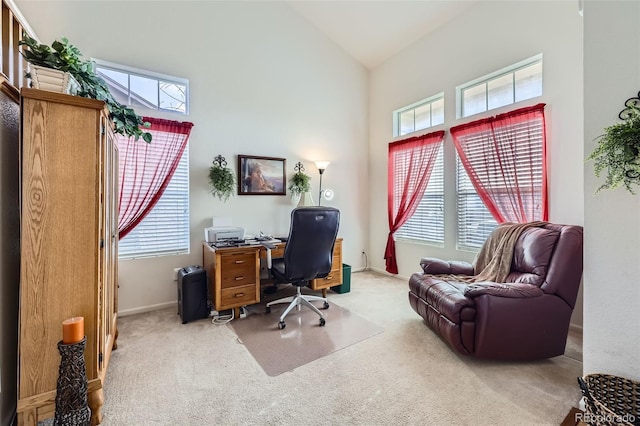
[
  {"xmin": 288, "ymin": 171, "xmax": 311, "ymax": 195},
  {"xmin": 588, "ymin": 106, "xmax": 640, "ymax": 194},
  {"xmin": 19, "ymin": 33, "xmax": 152, "ymax": 142},
  {"xmin": 208, "ymin": 162, "xmax": 235, "ymax": 202}
]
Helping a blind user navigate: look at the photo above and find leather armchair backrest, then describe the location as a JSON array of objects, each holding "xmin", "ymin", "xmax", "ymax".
[
  {"xmin": 538, "ymin": 223, "xmax": 584, "ymax": 308},
  {"xmin": 505, "ymin": 223, "xmax": 584, "ymax": 308},
  {"xmin": 506, "ymin": 227, "xmax": 560, "ymax": 286},
  {"xmin": 283, "ymin": 207, "xmax": 340, "ymax": 282}
]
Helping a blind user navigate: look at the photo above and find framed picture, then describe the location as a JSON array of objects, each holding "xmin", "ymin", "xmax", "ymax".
[{"xmin": 237, "ymin": 155, "xmax": 286, "ymax": 195}]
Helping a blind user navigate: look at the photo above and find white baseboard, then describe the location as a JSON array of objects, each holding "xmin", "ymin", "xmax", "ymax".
[
  {"xmin": 119, "ymin": 301, "xmax": 176, "ymax": 317},
  {"xmin": 368, "ymin": 266, "xmax": 411, "ymax": 281}
]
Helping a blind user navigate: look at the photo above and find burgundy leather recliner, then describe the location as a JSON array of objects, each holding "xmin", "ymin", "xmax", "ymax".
[{"xmin": 408, "ymin": 223, "xmax": 583, "ymax": 361}]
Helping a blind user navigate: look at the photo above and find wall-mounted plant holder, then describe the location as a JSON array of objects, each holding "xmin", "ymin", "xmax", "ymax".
[
  {"xmin": 288, "ymin": 161, "xmax": 311, "ymax": 204},
  {"xmin": 588, "ymin": 91, "xmax": 640, "ymax": 194},
  {"xmin": 618, "ymin": 91, "xmax": 640, "ymax": 119},
  {"xmin": 208, "ymin": 155, "xmax": 235, "ymax": 202}
]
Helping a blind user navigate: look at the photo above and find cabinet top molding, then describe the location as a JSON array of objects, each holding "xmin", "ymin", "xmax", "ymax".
[{"xmin": 21, "ymin": 87, "xmax": 107, "ymax": 111}]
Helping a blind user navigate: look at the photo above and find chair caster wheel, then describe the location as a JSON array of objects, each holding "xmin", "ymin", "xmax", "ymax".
[
  {"xmin": 319, "ymin": 318, "xmax": 326, "ymax": 327},
  {"xmin": 278, "ymin": 321, "xmax": 286, "ymax": 330},
  {"xmin": 322, "ymin": 301, "xmax": 329, "ymax": 309},
  {"xmin": 266, "ymin": 306, "xmax": 271, "ymax": 314}
]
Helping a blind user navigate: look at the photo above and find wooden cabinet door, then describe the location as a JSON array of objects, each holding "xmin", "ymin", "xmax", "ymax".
[{"xmin": 98, "ymin": 114, "xmax": 118, "ymax": 376}]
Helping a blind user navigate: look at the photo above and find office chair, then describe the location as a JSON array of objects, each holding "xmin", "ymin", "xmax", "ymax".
[{"xmin": 263, "ymin": 207, "xmax": 340, "ymax": 329}]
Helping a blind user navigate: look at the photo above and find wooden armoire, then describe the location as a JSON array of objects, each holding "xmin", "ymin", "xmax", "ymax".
[{"xmin": 17, "ymin": 88, "xmax": 119, "ymax": 426}]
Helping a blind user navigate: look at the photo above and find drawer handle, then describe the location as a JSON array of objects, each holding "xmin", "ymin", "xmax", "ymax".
[
  {"xmin": 234, "ymin": 276, "xmax": 245, "ymax": 281},
  {"xmin": 234, "ymin": 293, "xmax": 245, "ymax": 298},
  {"xmin": 234, "ymin": 260, "xmax": 245, "ymax": 264},
  {"xmin": 325, "ymin": 275, "xmax": 333, "ymax": 280}
]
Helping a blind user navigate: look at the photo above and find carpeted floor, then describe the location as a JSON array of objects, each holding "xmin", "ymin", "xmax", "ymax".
[{"xmin": 101, "ymin": 271, "xmax": 583, "ymax": 425}]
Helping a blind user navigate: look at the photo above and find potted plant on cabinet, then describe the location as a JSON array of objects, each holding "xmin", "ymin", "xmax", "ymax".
[
  {"xmin": 209, "ymin": 156, "xmax": 235, "ymax": 202},
  {"xmin": 589, "ymin": 98, "xmax": 640, "ymax": 194},
  {"xmin": 19, "ymin": 33, "xmax": 151, "ymax": 142}
]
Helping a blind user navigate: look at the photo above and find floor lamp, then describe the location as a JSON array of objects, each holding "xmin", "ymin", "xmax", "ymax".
[{"xmin": 314, "ymin": 161, "xmax": 330, "ymax": 206}]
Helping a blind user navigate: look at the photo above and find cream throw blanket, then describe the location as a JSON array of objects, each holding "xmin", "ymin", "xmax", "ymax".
[
  {"xmin": 471, "ymin": 221, "xmax": 547, "ymax": 282},
  {"xmin": 442, "ymin": 221, "xmax": 547, "ymax": 284}
]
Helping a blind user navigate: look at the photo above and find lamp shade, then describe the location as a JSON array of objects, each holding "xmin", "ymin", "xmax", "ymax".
[
  {"xmin": 297, "ymin": 192, "xmax": 315, "ymax": 207},
  {"xmin": 314, "ymin": 161, "xmax": 330, "ymax": 172}
]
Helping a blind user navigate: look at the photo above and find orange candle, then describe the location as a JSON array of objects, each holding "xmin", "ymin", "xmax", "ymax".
[{"xmin": 62, "ymin": 317, "xmax": 84, "ymax": 344}]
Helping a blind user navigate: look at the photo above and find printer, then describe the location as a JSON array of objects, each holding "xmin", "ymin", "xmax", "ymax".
[{"xmin": 204, "ymin": 226, "xmax": 245, "ymax": 244}]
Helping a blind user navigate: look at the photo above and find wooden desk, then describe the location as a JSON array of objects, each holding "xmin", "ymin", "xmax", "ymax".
[{"xmin": 202, "ymin": 238, "xmax": 343, "ymax": 317}]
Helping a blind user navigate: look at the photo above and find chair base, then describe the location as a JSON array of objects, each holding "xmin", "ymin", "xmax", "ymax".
[{"xmin": 266, "ymin": 285, "xmax": 328, "ymax": 328}]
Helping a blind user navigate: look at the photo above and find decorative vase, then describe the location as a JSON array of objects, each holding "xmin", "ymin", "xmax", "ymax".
[
  {"xmin": 54, "ymin": 337, "xmax": 90, "ymax": 426},
  {"xmin": 297, "ymin": 192, "xmax": 315, "ymax": 207},
  {"xmin": 29, "ymin": 64, "xmax": 79, "ymax": 95}
]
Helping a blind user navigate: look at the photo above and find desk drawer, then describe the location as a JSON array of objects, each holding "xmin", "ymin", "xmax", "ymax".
[
  {"xmin": 219, "ymin": 284, "xmax": 258, "ymax": 309},
  {"xmin": 311, "ymin": 266, "xmax": 342, "ymax": 291},
  {"xmin": 310, "ymin": 242, "xmax": 342, "ymax": 290},
  {"xmin": 220, "ymin": 253, "xmax": 256, "ymax": 289}
]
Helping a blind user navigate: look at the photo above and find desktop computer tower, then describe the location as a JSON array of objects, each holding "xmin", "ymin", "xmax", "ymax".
[{"xmin": 177, "ymin": 265, "xmax": 209, "ymax": 324}]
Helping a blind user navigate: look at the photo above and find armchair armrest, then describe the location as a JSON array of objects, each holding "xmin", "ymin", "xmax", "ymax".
[
  {"xmin": 420, "ymin": 258, "xmax": 474, "ymax": 275},
  {"xmin": 463, "ymin": 282, "xmax": 544, "ymax": 298}
]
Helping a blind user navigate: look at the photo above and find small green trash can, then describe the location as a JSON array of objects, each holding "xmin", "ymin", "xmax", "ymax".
[{"xmin": 331, "ymin": 264, "xmax": 351, "ymax": 294}]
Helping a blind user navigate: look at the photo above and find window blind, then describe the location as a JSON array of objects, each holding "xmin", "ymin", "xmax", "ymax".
[
  {"xmin": 454, "ymin": 104, "xmax": 546, "ymax": 250},
  {"xmin": 456, "ymin": 155, "xmax": 497, "ymax": 250},
  {"xmin": 395, "ymin": 147, "xmax": 444, "ymax": 244},
  {"xmin": 119, "ymin": 146, "xmax": 190, "ymax": 258}
]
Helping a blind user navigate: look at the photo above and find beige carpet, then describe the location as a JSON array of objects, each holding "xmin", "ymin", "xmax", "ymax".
[
  {"xmin": 230, "ymin": 292, "xmax": 383, "ymax": 376},
  {"xmin": 100, "ymin": 271, "xmax": 583, "ymax": 425}
]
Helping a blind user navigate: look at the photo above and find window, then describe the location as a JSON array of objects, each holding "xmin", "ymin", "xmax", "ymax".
[
  {"xmin": 457, "ymin": 54, "xmax": 542, "ymax": 119},
  {"xmin": 395, "ymin": 146, "xmax": 444, "ymax": 245},
  {"xmin": 93, "ymin": 59, "xmax": 189, "ymax": 114},
  {"xmin": 386, "ymin": 131, "xmax": 444, "ymax": 273},
  {"xmin": 393, "ymin": 93, "xmax": 444, "ymax": 137},
  {"xmin": 456, "ymin": 155, "xmax": 497, "ymax": 250},
  {"xmin": 452, "ymin": 104, "xmax": 547, "ymax": 250},
  {"xmin": 119, "ymin": 145, "xmax": 190, "ymax": 259}
]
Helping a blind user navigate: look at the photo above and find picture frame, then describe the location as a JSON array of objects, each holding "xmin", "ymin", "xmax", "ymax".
[{"xmin": 237, "ymin": 155, "xmax": 286, "ymax": 195}]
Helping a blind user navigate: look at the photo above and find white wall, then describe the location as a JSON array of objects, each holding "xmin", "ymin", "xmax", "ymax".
[
  {"xmin": 583, "ymin": 1, "xmax": 640, "ymax": 381},
  {"xmin": 16, "ymin": 1, "xmax": 370, "ymax": 314},
  {"xmin": 368, "ymin": 1, "xmax": 584, "ymax": 275}
]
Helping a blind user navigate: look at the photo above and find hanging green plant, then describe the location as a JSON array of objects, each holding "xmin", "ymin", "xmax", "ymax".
[
  {"xmin": 588, "ymin": 99, "xmax": 640, "ymax": 194},
  {"xmin": 208, "ymin": 155, "xmax": 235, "ymax": 201},
  {"xmin": 288, "ymin": 162, "xmax": 311, "ymax": 195}
]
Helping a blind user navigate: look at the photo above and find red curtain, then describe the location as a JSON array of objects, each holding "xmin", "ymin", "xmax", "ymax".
[
  {"xmin": 117, "ymin": 117, "xmax": 194, "ymax": 239},
  {"xmin": 385, "ymin": 130, "xmax": 445, "ymax": 274},
  {"xmin": 450, "ymin": 103, "xmax": 547, "ymax": 224}
]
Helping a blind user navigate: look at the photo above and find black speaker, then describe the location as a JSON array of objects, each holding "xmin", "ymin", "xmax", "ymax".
[{"xmin": 177, "ymin": 265, "xmax": 209, "ymax": 324}]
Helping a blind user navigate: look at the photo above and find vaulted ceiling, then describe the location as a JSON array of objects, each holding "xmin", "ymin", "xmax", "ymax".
[{"xmin": 286, "ymin": 1, "xmax": 479, "ymax": 69}]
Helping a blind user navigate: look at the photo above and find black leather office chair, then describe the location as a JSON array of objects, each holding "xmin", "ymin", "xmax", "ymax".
[{"xmin": 264, "ymin": 207, "xmax": 340, "ymax": 329}]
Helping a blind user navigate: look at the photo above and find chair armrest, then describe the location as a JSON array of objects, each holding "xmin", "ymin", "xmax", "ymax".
[
  {"xmin": 463, "ymin": 282, "xmax": 544, "ymax": 298},
  {"xmin": 420, "ymin": 258, "xmax": 474, "ymax": 275},
  {"xmin": 261, "ymin": 243, "xmax": 278, "ymax": 269}
]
